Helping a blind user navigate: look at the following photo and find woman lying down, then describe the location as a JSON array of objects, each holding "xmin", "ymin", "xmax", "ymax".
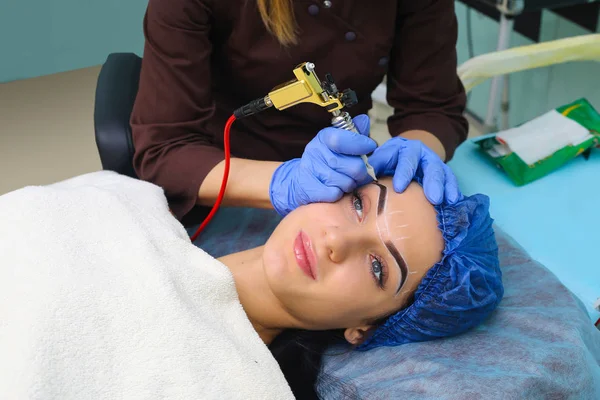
[{"xmin": 0, "ymin": 171, "xmax": 503, "ymax": 399}]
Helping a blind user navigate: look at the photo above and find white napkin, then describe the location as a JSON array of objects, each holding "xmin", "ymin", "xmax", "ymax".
[{"xmin": 495, "ymin": 110, "xmax": 592, "ymax": 165}]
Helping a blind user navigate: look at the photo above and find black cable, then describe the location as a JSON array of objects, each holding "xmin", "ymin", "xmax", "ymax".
[{"xmin": 233, "ymin": 97, "xmax": 271, "ymax": 119}]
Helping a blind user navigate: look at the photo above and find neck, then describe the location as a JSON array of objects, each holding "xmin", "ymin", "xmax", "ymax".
[{"xmin": 219, "ymin": 246, "xmax": 296, "ymax": 345}]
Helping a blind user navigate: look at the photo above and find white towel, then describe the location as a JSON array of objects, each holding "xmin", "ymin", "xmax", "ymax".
[
  {"xmin": 0, "ymin": 171, "xmax": 294, "ymax": 400},
  {"xmin": 495, "ymin": 109, "xmax": 592, "ymax": 165}
]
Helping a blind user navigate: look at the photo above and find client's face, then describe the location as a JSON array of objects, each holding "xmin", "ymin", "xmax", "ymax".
[{"xmin": 262, "ymin": 177, "xmax": 444, "ymax": 343}]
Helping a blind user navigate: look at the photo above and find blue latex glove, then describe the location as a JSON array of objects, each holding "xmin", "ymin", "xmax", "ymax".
[
  {"xmin": 367, "ymin": 137, "xmax": 462, "ymax": 205},
  {"xmin": 270, "ymin": 114, "xmax": 377, "ymax": 216}
]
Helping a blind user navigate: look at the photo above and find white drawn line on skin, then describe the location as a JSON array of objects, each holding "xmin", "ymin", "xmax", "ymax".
[
  {"xmin": 375, "ymin": 218, "xmax": 387, "ymax": 245},
  {"xmin": 383, "ymin": 215, "xmax": 391, "ymax": 236},
  {"xmin": 374, "ymin": 188, "xmax": 412, "ymax": 298},
  {"xmin": 378, "ymin": 193, "xmax": 391, "ymax": 240},
  {"xmin": 386, "ymin": 211, "xmax": 405, "ymax": 216}
]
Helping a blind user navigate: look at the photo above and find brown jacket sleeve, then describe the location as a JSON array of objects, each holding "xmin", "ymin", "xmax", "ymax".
[
  {"xmin": 130, "ymin": 0, "xmax": 223, "ymax": 219},
  {"xmin": 386, "ymin": 0, "xmax": 468, "ymax": 160}
]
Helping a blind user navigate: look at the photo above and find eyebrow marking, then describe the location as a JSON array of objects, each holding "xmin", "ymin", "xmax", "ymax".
[
  {"xmin": 373, "ymin": 182, "xmax": 387, "ymax": 215},
  {"xmin": 372, "ymin": 182, "xmax": 409, "ymax": 295},
  {"xmin": 385, "ymin": 241, "xmax": 408, "ymax": 295}
]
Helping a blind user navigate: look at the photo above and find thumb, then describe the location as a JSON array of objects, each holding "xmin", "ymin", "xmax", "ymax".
[
  {"xmin": 352, "ymin": 114, "xmax": 371, "ymax": 137},
  {"xmin": 320, "ymin": 127, "xmax": 377, "ymax": 156}
]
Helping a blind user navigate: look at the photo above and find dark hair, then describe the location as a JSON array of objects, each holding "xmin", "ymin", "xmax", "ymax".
[
  {"xmin": 269, "ymin": 314, "xmax": 390, "ymax": 399},
  {"xmin": 269, "ymin": 329, "xmax": 353, "ymax": 399},
  {"xmin": 268, "ymin": 305, "xmax": 408, "ymax": 398}
]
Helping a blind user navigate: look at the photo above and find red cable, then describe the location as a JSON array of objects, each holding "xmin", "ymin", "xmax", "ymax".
[{"xmin": 190, "ymin": 114, "xmax": 236, "ymax": 242}]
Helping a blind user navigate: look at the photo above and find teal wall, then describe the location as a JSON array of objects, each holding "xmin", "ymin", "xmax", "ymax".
[
  {"xmin": 1, "ymin": 0, "xmax": 598, "ymax": 129},
  {"xmin": 0, "ymin": 0, "xmax": 148, "ymax": 83},
  {"xmin": 455, "ymin": 3, "xmax": 600, "ymax": 128}
]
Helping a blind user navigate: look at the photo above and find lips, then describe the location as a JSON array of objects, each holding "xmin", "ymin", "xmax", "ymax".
[{"xmin": 293, "ymin": 231, "xmax": 317, "ymax": 280}]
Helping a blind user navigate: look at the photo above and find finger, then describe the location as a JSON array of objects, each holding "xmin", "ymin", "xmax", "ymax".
[
  {"xmin": 315, "ymin": 186, "xmax": 345, "ymax": 203},
  {"xmin": 357, "ymin": 168, "xmax": 375, "ymax": 187},
  {"xmin": 328, "ymin": 154, "xmax": 370, "ymax": 185},
  {"xmin": 319, "ymin": 128, "xmax": 377, "ymax": 156},
  {"xmin": 367, "ymin": 144, "xmax": 399, "ymax": 176},
  {"xmin": 392, "ymin": 146, "xmax": 420, "ymax": 193},
  {"xmin": 352, "ymin": 114, "xmax": 371, "ymax": 137},
  {"xmin": 296, "ymin": 174, "xmax": 344, "ymax": 205},
  {"xmin": 302, "ymin": 183, "xmax": 344, "ymax": 204},
  {"xmin": 315, "ymin": 166, "xmax": 359, "ymax": 194},
  {"xmin": 420, "ymin": 157, "xmax": 445, "ymax": 205},
  {"xmin": 443, "ymin": 164, "xmax": 462, "ymax": 204}
]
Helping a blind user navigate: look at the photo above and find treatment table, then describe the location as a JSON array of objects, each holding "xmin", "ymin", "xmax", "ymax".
[
  {"xmin": 92, "ymin": 37, "xmax": 600, "ymax": 398},
  {"xmin": 449, "ymin": 139, "xmax": 600, "ymax": 320}
]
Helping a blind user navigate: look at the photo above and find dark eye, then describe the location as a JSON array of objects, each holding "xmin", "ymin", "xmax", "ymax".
[{"xmin": 371, "ymin": 257, "xmax": 385, "ymax": 288}]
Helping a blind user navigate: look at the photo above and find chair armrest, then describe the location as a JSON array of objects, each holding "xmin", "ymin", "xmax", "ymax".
[{"xmin": 93, "ymin": 52, "xmax": 142, "ymax": 178}]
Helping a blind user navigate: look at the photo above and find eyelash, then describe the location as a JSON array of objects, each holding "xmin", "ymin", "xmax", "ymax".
[{"xmin": 350, "ymin": 190, "xmax": 387, "ymax": 289}]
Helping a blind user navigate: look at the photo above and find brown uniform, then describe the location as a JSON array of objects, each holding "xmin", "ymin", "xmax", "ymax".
[{"xmin": 130, "ymin": 0, "xmax": 468, "ymax": 221}]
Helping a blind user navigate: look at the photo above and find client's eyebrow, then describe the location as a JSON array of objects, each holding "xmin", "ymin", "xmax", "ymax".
[
  {"xmin": 373, "ymin": 182, "xmax": 408, "ymax": 295},
  {"xmin": 386, "ymin": 242, "xmax": 408, "ymax": 294},
  {"xmin": 374, "ymin": 182, "xmax": 387, "ymax": 216}
]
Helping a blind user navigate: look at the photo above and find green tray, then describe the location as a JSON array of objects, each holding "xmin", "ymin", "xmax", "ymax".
[{"xmin": 473, "ymin": 98, "xmax": 600, "ymax": 186}]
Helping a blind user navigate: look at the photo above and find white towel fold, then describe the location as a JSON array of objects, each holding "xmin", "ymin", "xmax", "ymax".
[
  {"xmin": 0, "ymin": 171, "xmax": 294, "ymax": 400},
  {"xmin": 496, "ymin": 109, "xmax": 592, "ymax": 165}
]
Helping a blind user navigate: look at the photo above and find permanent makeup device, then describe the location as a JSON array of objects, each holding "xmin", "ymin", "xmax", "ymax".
[
  {"xmin": 191, "ymin": 62, "xmax": 377, "ymax": 241},
  {"xmin": 233, "ymin": 62, "xmax": 376, "ymax": 180}
]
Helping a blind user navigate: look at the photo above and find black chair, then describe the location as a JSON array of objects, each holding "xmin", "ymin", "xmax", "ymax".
[{"xmin": 93, "ymin": 53, "xmax": 142, "ymax": 179}]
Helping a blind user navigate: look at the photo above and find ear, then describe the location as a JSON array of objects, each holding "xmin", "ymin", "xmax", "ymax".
[{"xmin": 344, "ymin": 325, "xmax": 377, "ymax": 346}]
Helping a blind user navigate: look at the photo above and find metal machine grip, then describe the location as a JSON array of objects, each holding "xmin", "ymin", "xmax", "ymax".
[
  {"xmin": 331, "ymin": 112, "xmax": 358, "ymax": 133},
  {"xmin": 330, "ymin": 111, "xmax": 378, "ymax": 181}
]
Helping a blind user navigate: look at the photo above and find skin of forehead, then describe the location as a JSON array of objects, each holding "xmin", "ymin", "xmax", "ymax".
[
  {"xmin": 373, "ymin": 181, "xmax": 442, "ymax": 251},
  {"xmin": 372, "ymin": 182, "xmax": 444, "ymax": 295}
]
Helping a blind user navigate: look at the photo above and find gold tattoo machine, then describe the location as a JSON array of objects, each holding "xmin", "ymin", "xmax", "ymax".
[
  {"xmin": 192, "ymin": 62, "xmax": 377, "ymax": 241},
  {"xmin": 233, "ymin": 62, "xmax": 377, "ymax": 181}
]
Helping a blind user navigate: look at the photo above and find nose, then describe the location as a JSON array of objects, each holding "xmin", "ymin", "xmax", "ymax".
[{"xmin": 323, "ymin": 226, "xmax": 362, "ymax": 263}]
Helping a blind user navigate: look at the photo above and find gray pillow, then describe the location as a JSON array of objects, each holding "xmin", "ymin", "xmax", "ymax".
[{"xmin": 316, "ymin": 226, "xmax": 600, "ymax": 400}]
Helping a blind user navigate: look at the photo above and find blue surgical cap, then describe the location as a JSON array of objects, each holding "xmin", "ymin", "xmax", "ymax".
[{"xmin": 357, "ymin": 193, "xmax": 503, "ymax": 351}]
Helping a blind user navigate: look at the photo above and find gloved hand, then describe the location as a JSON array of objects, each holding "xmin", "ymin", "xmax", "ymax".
[
  {"xmin": 367, "ymin": 137, "xmax": 462, "ymax": 205},
  {"xmin": 270, "ymin": 114, "xmax": 377, "ymax": 216}
]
